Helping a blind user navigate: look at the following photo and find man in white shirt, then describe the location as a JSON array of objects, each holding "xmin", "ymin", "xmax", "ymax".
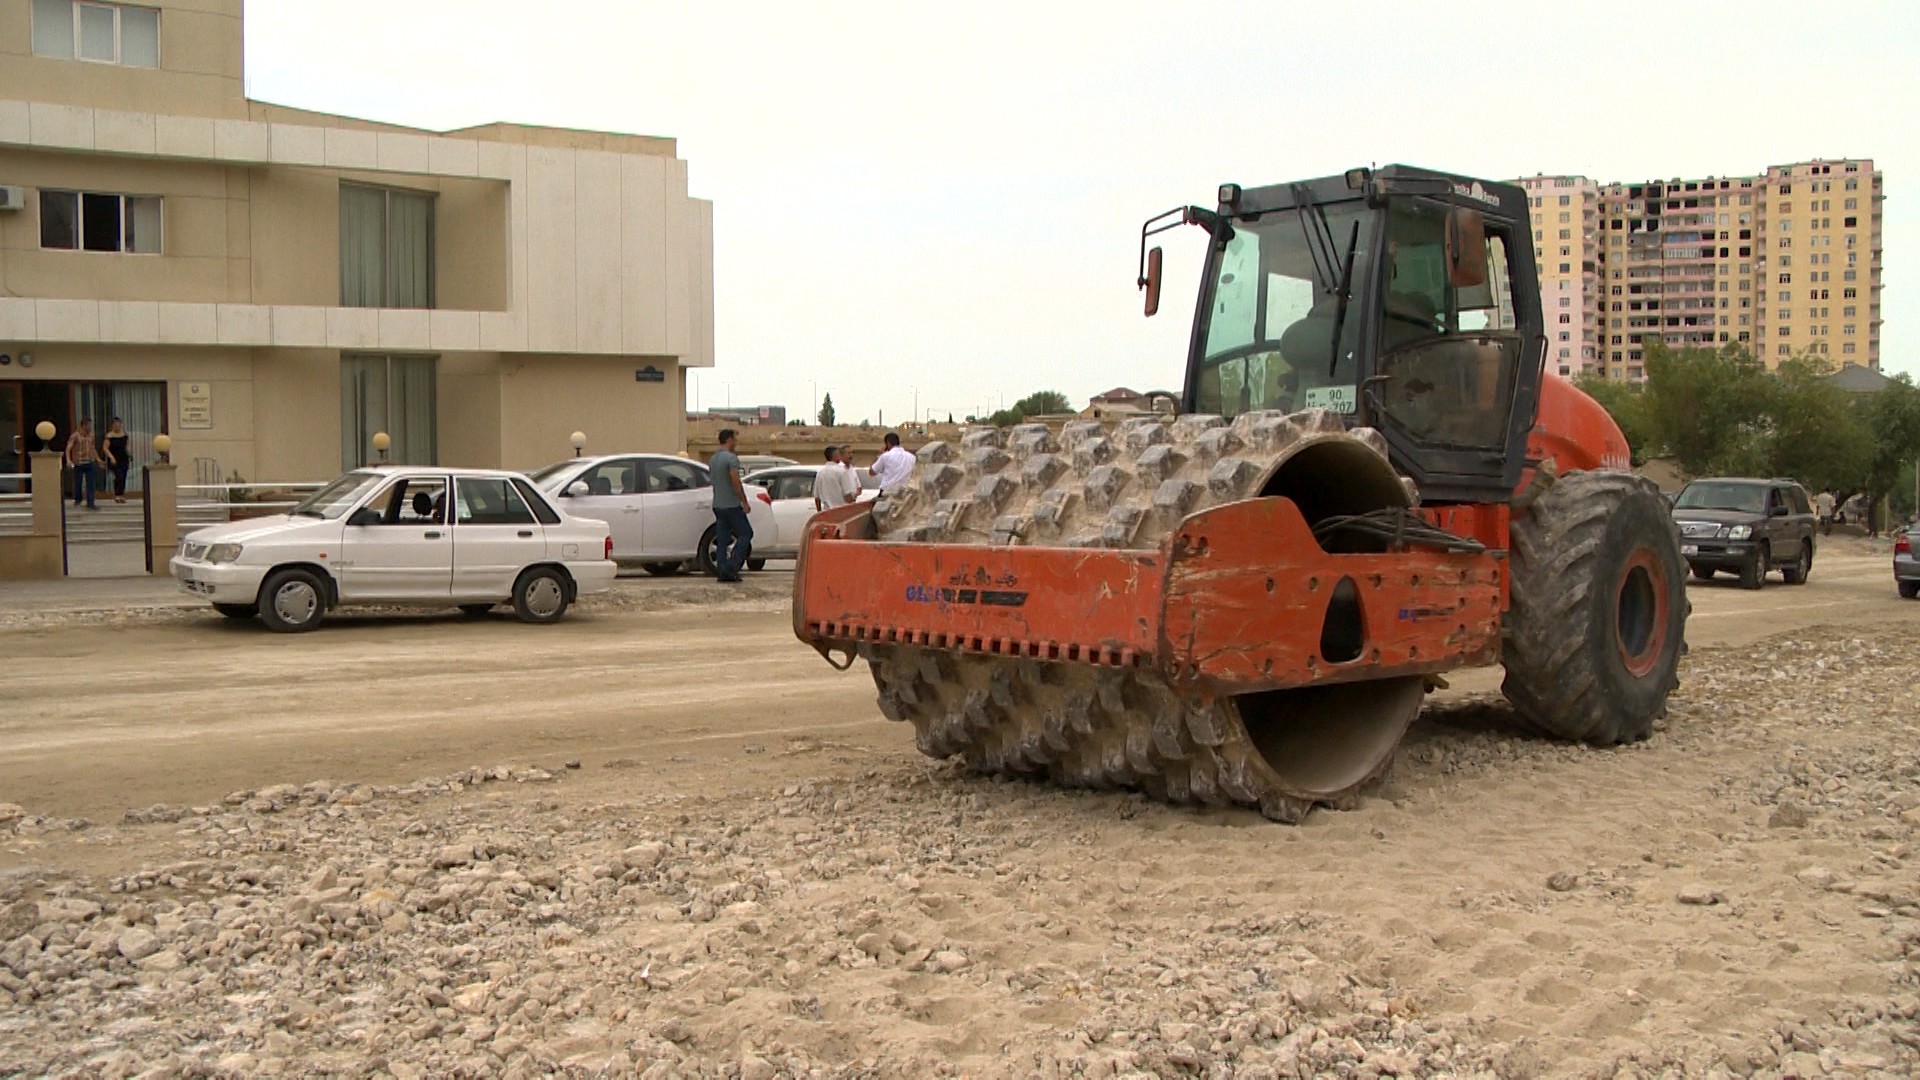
[
  {"xmin": 813, "ymin": 446, "xmax": 859, "ymax": 511},
  {"xmin": 868, "ymin": 432, "xmax": 916, "ymax": 495}
]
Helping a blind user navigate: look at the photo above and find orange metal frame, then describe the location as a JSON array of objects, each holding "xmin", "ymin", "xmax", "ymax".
[{"xmin": 793, "ymin": 498, "xmax": 1509, "ymax": 695}]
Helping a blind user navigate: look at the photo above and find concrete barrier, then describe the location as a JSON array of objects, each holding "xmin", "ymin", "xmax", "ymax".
[
  {"xmin": 143, "ymin": 463, "xmax": 178, "ymax": 576},
  {"xmin": 0, "ymin": 453, "xmax": 66, "ymax": 581}
]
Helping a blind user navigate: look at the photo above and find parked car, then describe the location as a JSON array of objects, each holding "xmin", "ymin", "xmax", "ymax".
[
  {"xmin": 171, "ymin": 467, "xmax": 616, "ymax": 632},
  {"xmin": 749, "ymin": 465, "xmax": 879, "ymax": 555},
  {"xmin": 1671, "ymin": 477, "xmax": 1816, "ymax": 589},
  {"xmin": 1896, "ymin": 524, "xmax": 1919, "ymax": 599},
  {"xmin": 737, "ymin": 454, "xmax": 798, "ymax": 477},
  {"xmin": 529, "ymin": 454, "xmax": 776, "ymax": 576}
]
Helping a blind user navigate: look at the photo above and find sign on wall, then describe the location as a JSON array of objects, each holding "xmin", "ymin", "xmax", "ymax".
[
  {"xmin": 634, "ymin": 366, "xmax": 666, "ymax": 383},
  {"xmin": 178, "ymin": 381, "xmax": 213, "ymax": 429}
]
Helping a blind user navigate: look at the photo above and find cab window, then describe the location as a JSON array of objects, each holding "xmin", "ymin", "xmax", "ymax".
[
  {"xmin": 579, "ymin": 459, "xmax": 642, "ymax": 497},
  {"xmin": 1374, "ymin": 201, "xmax": 1524, "ymax": 451}
]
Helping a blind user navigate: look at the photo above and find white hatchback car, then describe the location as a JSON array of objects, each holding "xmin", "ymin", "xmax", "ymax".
[
  {"xmin": 171, "ymin": 467, "xmax": 617, "ymax": 632},
  {"xmin": 748, "ymin": 465, "xmax": 878, "ymax": 552},
  {"xmin": 529, "ymin": 454, "xmax": 779, "ymax": 575}
]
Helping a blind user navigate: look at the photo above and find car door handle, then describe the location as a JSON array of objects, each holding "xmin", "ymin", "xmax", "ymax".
[
  {"xmin": 517, "ymin": 530, "xmax": 533, "ymax": 538},
  {"xmin": 622, "ymin": 507, "xmax": 642, "ymax": 513},
  {"xmin": 425, "ymin": 531, "xmax": 442, "ymax": 539}
]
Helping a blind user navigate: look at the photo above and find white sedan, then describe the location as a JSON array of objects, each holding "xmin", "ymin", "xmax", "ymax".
[
  {"xmin": 748, "ymin": 465, "xmax": 878, "ymax": 551},
  {"xmin": 529, "ymin": 454, "xmax": 780, "ymax": 575},
  {"xmin": 170, "ymin": 467, "xmax": 617, "ymax": 632}
]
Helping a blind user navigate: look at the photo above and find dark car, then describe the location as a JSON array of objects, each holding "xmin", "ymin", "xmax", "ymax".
[
  {"xmin": 1671, "ymin": 478, "xmax": 1816, "ymax": 589},
  {"xmin": 1897, "ymin": 524, "xmax": 1919, "ymax": 599}
]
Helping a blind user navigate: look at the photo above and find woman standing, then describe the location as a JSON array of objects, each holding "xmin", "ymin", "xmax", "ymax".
[{"xmin": 102, "ymin": 417, "xmax": 132, "ymax": 503}]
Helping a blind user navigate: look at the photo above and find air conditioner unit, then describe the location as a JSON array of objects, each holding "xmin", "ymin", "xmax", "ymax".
[{"xmin": 0, "ymin": 186, "xmax": 25, "ymax": 211}]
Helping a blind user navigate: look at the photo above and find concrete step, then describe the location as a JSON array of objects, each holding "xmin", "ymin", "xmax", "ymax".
[{"xmin": 61, "ymin": 502, "xmax": 227, "ymax": 545}]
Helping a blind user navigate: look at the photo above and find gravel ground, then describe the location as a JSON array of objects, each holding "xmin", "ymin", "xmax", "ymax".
[{"xmin": 5, "ymin": 618, "xmax": 1920, "ymax": 1079}]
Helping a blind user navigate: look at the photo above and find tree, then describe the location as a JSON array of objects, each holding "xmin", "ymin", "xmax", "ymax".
[
  {"xmin": 1640, "ymin": 343, "xmax": 1778, "ymax": 478},
  {"xmin": 980, "ymin": 390, "xmax": 1074, "ymax": 428},
  {"xmin": 817, "ymin": 393, "xmax": 836, "ymax": 427},
  {"xmin": 1862, "ymin": 374, "xmax": 1920, "ymax": 525}
]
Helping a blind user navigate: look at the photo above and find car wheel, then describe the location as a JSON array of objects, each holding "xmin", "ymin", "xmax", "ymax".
[
  {"xmin": 1689, "ymin": 564, "xmax": 1714, "ymax": 581},
  {"xmin": 213, "ymin": 603, "xmax": 258, "ymax": 620},
  {"xmin": 1900, "ymin": 580, "xmax": 1920, "ymax": 600},
  {"xmin": 258, "ymin": 568, "xmax": 326, "ymax": 633},
  {"xmin": 458, "ymin": 604, "xmax": 496, "ymax": 617},
  {"xmin": 1780, "ymin": 540, "xmax": 1812, "ymax": 585},
  {"xmin": 747, "ymin": 558, "xmax": 767, "ymax": 572},
  {"xmin": 512, "ymin": 567, "xmax": 571, "ymax": 624},
  {"xmin": 1739, "ymin": 544, "xmax": 1768, "ymax": 590},
  {"xmin": 641, "ymin": 562, "xmax": 683, "ymax": 578},
  {"xmin": 696, "ymin": 526, "xmax": 719, "ymax": 576}
]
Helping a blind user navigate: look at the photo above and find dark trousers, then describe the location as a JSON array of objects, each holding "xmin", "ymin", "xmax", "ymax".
[
  {"xmin": 109, "ymin": 457, "xmax": 131, "ymax": 497},
  {"xmin": 70, "ymin": 462, "xmax": 97, "ymax": 507},
  {"xmin": 712, "ymin": 506, "xmax": 753, "ymax": 578}
]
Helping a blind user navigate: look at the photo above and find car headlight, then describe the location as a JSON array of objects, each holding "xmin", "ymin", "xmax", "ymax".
[
  {"xmin": 1723, "ymin": 525, "xmax": 1752, "ymax": 540},
  {"xmin": 206, "ymin": 543, "xmax": 244, "ymax": 564}
]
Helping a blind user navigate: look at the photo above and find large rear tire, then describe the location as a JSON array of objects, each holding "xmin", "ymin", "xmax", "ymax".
[{"xmin": 1502, "ymin": 471, "xmax": 1688, "ymax": 745}]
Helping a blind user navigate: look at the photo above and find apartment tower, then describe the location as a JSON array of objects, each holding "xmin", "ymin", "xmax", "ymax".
[{"xmin": 1517, "ymin": 159, "xmax": 1882, "ymax": 381}]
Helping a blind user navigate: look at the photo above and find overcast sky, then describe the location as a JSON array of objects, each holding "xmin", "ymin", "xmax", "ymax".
[{"xmin": 244, "ymin": 0, "xmax": 1919, "ymax": 424}]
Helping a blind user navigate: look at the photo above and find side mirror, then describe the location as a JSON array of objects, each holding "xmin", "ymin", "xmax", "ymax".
[
  {"xmin": 1770, "ymin": 504, "xmax": 1789, "ymax": 518},
  {"xmin": 346, "ymin": 507, "xmax": 381, "ymax": 528},
  {"xmin": 1445, "ymin": 209, "xmax": 1488, "ymax": 288},
  {"xmin": 562, "ymin": 480, "xmax": 586, "ymax": 498},
  {"xmin": 1141, "ymin": 246, "xmax": 1163, "ymax": 317}
]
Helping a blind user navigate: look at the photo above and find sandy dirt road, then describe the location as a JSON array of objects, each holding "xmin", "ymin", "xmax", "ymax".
[
  {"xmin": 1, "ymin": 550, "xmax": 1909, "ymax": 823},
  {"xmin": 3, "ymin": 545, "xmax": 1919, "ymax": 1078}
]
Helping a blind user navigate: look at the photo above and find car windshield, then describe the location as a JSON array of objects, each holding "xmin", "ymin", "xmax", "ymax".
[
  {"xmin": 1193, "ymin": 199, "xmax": 1377, "ymax": 420},
  {"xmin": 290, "ymin": 472, "xmax": 385, "ymax": 519},
  {"xmin": 1675, "ymin": 482, "xmax": 1766, "ymax": 514},
  {"xmin": 526, "ymin": 461, "xmax": 578, "ymax": 486}
]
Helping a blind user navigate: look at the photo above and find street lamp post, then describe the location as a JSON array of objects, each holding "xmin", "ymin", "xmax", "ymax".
[
  {"xmin": 371, "ymin": 431, "xmax": 391, "ymax": 465},
  {"xmin": 571, "ymin": 431, "xmax": 587, "ymax": 458}
]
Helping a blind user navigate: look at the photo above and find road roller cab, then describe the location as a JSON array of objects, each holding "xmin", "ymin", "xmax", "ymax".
[{"xmin": 792, "ymin": 166, "xmax": 1689, "ymax": 822}]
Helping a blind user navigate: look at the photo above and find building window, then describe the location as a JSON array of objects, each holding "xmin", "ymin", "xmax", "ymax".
[
  {"xmin": 1844, "ymin": 287, "xmax": 1857, "ymax": 298},
  {"xmin": 340, "ymin": 183, "xmax": 435, "ymax": 309},
  {"xmin": 1843, "ymin": 342, "xmax": 1856, "ymax": 355},
  {"xmin": 341, "ymin": 354, "xmax": 437, "ymax": 470},
  {"xmin": 1558, "ymin": 263, "xmax": 1570, "ymax": 273},
  {"xmin": 31, "ymin": 0, "xmax": 158, "ymax": 67},
  {"xmin": 38, "ymin": 189, "xmax": 161, "ymax": 253},
  {"xmin": 1558, "ymin": 314, "xmax": 1571, "ymax": 324}
]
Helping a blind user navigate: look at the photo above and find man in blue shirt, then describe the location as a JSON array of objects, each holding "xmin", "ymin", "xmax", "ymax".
[{"xmin": 708, "ymin": 429, "xmax": 752, "ymax": 582}]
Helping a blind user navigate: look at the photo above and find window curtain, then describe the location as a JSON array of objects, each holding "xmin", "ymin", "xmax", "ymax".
[
  {"xmin": 340, "ymin": 355, "xmax": 387, "ymax": 470},
  {"xmin": 392, "ymin": 356, "xmax": 437, "ymax": 465},
  {"xmin": 387, "ymin": 192, "xmax": 433, "ymax": 309},
  {"xmin": 340, "ymin": 185, "xmax": 387, "ymax": 308},
  {"xmin": 31, "ymin": 0, "xmax": 73, "ymax": 57},
  {"xmin": 109, "ymin": 382, "xmax": 164, "ymax": 492},
  {"xmin": 340, "ymin": 356, "xmax": 435, "ymax": 469}
]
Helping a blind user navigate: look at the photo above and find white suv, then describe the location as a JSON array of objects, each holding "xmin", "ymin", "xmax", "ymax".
[{"xmin": 171, "ymin": 467, "xmax": 617, "ymax": 632}]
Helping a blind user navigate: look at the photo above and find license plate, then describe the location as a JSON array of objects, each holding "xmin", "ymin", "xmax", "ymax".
[{"xmin": 1680, "ymin": 544, "xmax": 1698, "ymax": 556}]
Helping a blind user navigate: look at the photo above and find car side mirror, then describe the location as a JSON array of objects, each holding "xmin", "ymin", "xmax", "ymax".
[
  {"xmin": 1771, "ymin": 504, "xmax": 1789, "ymax": 517},
  {"xmin": 562, "ymin": 480, "xmax": 586, "ymax": 498},
  {"xmin": 347, "ymin": 507, "xmax": 381, "ymax": 528},
  {"xmin": 1140, "ymin": 246, "xmax": 1163, "ymax": 317}
]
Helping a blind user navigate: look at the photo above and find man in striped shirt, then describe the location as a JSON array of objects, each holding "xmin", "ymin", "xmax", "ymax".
[{"xmin": 64, "ymin": 420, "xmax": 99, "ymax": 510}]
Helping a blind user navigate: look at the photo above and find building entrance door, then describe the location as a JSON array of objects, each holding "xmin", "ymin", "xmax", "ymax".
[{"xmin": 3, "ymin": 382, "xmax": 74, "ymax": 494}]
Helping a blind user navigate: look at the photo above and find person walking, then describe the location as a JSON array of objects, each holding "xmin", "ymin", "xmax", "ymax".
[
  {"xmin": 1815, "ymin": 489, "xmax": 1835, "ymax": 536},
  {"xmin": 64, "ymin": 419, "xmax": 100, "ymax": 510},
  {"xmin": 707, "ymin": 429, "xmax": 752, "ymax": 582},
  {"xmin": 867, "ymin": 431, "xmax": 916, "ymax": 496},
  {"xmin": 813, "ymin": 446, "xmax": 860, "ymax": 511},
  {"xmin": 102, "ymin": 417, "xmax": 132, "ymax": 504}
]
